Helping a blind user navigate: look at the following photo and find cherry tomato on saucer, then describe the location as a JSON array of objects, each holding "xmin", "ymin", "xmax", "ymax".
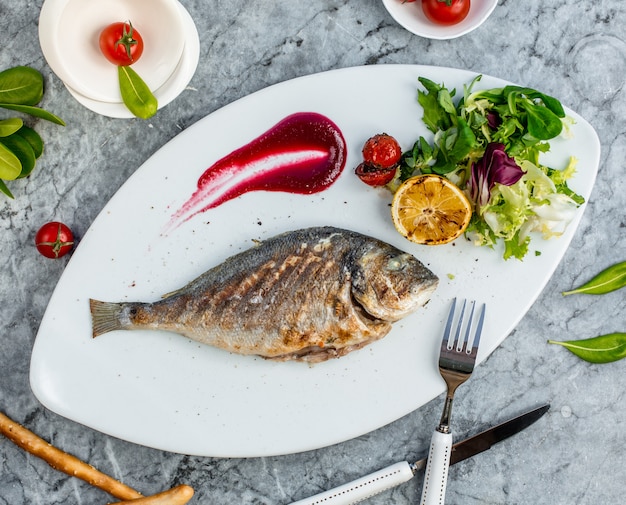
[
  {"xmin": 99, "ymin": 21, "xmax": 144, "ymax": 66},
  {"xmin": 422, "ymin": 0, "xmax": 470, "ymax": 26},
  {"xmin": 355, "ymin": 162, "xmax": 398, "ymax": 187},
  {"xmin": 362, "ymin": 133, "xmax": 402, "ymax": 169},
  {"xmin": 35, "ymin": 222, "xmax": 74, "ymax": 259}
]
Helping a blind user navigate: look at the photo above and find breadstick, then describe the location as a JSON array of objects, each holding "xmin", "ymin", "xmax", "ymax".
[
  {"xmin": 110, "ymin": 484, "xmax": 194, "ymax": 505},
  {"xmin": 0, "ymin": 410, "xmax": 141, "ymax": 500}
]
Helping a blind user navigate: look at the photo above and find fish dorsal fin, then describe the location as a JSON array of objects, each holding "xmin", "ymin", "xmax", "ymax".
[{"xmin": 161, "ymin": 288, "xmax": 183, "ymax": 299}]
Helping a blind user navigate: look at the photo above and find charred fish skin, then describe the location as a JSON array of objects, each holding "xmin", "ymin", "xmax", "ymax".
[{"xmin": 90, "ymin": 227, "xmax": 438, "ymax": 362}]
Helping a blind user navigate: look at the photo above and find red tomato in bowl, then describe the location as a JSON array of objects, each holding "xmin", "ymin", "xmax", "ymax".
[
  {"xmin": 422, "ymin": 0, "xmax": 470, "ymax": 25},
  {"xmin": 35, "ymin": 222, "xmax": 74, "ymax": 259},
  {"xmin": 99, "ymin": 21, "xmax": 144, "ymax": 66}
]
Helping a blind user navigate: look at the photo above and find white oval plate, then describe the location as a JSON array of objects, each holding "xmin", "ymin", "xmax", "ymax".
[
  {"xmin": 64, "ymin": 2, "xmax": 200, "ymax": 118},
  {"xmin": 39, "ymin": 0, "xmax": 185, "ymax": 103},
  {"xmin": 382, "ymin": 0, "xmax": 498, "ymax": 40},
  {"xmin": 30, "ymin": 65, "xmax": 599, "ymax": 457}
]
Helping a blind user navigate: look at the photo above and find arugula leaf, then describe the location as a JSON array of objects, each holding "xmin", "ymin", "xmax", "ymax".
[{"xmin": 418, "ymin": 77, "xmax": 454, "ymax": 132}]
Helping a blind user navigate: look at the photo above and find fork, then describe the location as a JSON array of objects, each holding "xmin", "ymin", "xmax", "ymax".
[{"xmin": 420, "ymin": 298, "xmax": 486, "ymax": 505}]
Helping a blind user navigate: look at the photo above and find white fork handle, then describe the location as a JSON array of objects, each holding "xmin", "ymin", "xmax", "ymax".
[
  {"xmin": 420, "ymin": 430, "xmax": 453, "ymax": 505},
  {"xmin": 289, "ymin": 461, "xmax": 414, "ymax": 505}
]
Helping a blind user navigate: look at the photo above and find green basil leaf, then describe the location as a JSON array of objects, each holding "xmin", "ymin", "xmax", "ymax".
[
  {"xmin": 524, "ymin": 101, "xmax": 563, "ymax": 140},
  {"xmin": 548, "ymin": 333, "xmax": 626, "ymax": 364},
  {"xmin": 118, "ymin": 66, "xmax": 158, "ymax": 119},
  {"xmin": 0, "ymin": 178, "xmax": 13, "ymax": 198},
  {"xmin": 0, "ymin": 103, "xmax": 65, "ymax": 125},
  {"xmin": 562, "ymin": 261, "xmax": 626, "ymax": 296},
  {"xmin": 0, "ymin": 134, "xmax": 36, "ymax": 178},
  {"xmin": 0, "ymin": 66, "xmax": 44, "ymax": 105},
  {"xmin": 16, "ymin": 126, "xmax": 43, "ymax": 158},
  {"xmin": 0, "ymin": 118, "xmax": 23, "ymax": 137},
  {"xmin": 0, "ymin": 141, "xmax": 22, "ymax": 180}
]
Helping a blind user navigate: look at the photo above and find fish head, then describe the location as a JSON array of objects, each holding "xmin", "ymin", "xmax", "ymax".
[{"xmin": 352, "ymin": 245, "xmax": 438, "ymax": 322}]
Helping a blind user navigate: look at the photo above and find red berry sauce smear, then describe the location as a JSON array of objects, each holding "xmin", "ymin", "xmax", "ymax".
[{"xmin": 167, "ymin": 112, "xmax": 346, "ymax": 231}]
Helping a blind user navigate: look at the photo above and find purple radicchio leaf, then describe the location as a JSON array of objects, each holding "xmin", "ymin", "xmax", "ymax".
[
  {"xmin": 469, "ymin": 143, "xmax": 525, "ymax": 207},
  {"xmin": 486, "ymin": 111, "xmax": 501, "ymax": 129}
]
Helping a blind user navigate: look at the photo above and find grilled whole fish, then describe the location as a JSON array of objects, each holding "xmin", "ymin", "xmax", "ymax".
[{"xmin": 90, "ymin": 226, "xmax": 438, "ymax": 362}]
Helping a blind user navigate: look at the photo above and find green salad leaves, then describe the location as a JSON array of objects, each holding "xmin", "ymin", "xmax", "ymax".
[
  {"xmin": 0, "ymin": 66, "xmax": 64, "ymax": 198},
  {"xmin": 548, "ymin": 333, "xmax": 626, "ymax": 364},
  {"xmin": 398, "ymin": 75, "xmax": 584, "ymax": 260},
  {"xmin": 562, "ymin": 261, "xmax": 626, "ymax": 296},
  {"xmin": 550, "ymin": 262, "xmax": 626, "ymax": 364}
]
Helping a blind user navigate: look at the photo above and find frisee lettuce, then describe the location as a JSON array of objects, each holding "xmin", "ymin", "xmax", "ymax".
[{"xmin": 398, "ymin": 75, "xmax": 584, "ymax": 260}]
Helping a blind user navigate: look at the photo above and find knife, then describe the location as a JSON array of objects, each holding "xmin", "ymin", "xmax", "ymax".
[{"xmin": 289, "ymin": 404, "xmax": 549, "ymax": 505}]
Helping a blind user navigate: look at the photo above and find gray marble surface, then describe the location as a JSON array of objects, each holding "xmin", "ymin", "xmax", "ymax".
[{"xmin": 1, "ymin": 0, "xmax": 625, "ymax": 504}]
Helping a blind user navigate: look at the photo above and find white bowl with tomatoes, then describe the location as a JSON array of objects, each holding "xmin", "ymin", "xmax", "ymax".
[
  {"xmin": 382, "ymin": 0, "xmax": 498, "ymax": 40},
  {"xmin": 39, "ymin": 0, "xmax": 187, "ymax": 104}
]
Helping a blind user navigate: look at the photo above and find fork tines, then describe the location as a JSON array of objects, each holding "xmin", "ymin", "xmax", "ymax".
[{"xmin": 441, "ymin": 298, "xmax": 485, "ymax": 360}]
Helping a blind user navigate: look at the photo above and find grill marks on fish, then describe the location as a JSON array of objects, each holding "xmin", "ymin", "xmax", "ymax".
[{"xmin": 90, "ymin": 227, "xmax": 438, "ymax": 362}]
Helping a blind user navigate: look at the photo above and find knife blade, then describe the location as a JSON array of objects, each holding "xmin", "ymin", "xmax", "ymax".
[{"xmin": 288, "ymin": 404, "xmax": 550, "ymax": 505}]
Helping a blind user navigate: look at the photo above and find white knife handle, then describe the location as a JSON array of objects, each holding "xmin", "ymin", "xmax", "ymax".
[
  {"xmin": 290, "ymin": 461, "xmax": 414, "ymax": 505},
  {"xmin": 420, "ymin": 430, "xmax": 453, "ymax": 505}
]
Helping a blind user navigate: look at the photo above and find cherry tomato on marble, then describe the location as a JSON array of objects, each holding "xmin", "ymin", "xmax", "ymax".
[
  {"xmin": 99, "ymin": 21, "xmax": 144, "ymax": 66},
  {"xmin": 362, "ymin": 133, "xmax": 402, "ymax": 169},
  {"xmin": 35, "ymin": 222, "xmax": 74, "ymax": 259},
  {"xmin": 421, "ymin": 0, "xmax": 470, "ymax": 26}
]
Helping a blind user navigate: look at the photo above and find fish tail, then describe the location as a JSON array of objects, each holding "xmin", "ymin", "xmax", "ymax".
[{"xmin": 89, "ymin": 299, "xmax": 124, "ymax": 338}]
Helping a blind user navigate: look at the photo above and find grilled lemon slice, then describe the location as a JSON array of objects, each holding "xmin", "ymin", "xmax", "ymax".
[{"xmin": 391, "ymin": 174, "xmax": 472, "ymax": 245}]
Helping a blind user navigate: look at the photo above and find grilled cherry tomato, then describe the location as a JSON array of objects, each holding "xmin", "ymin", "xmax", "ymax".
[
  {"xmin": 99, "ymin": 21, "xmax": 144, "ymax": 66},
  {"xmin": 355, "ymin": 162, "xmax": 397, "ymax": 187},
  {"xmin": 362, "ymin": 133, "xmax": 402, "ymax": 169},
  {"xmin": 35, "ymin": 222, "xmax": 74, "ymax": 259},
  {"xmin": 421, "ymin": 0, "xmax": 470, "ymax": 25}
]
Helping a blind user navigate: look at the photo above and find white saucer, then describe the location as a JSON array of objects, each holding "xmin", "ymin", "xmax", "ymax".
[
  {"xmin": 39, "ymin": 0, "xmax": 186, "ymax": 103},
  {"xmin": 51, "ymin": 2, "xmax": 199, "ymax": 118},
  {"xmin": 382, "ymin": 0, "xmax": 498, "ymax": 40}
]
